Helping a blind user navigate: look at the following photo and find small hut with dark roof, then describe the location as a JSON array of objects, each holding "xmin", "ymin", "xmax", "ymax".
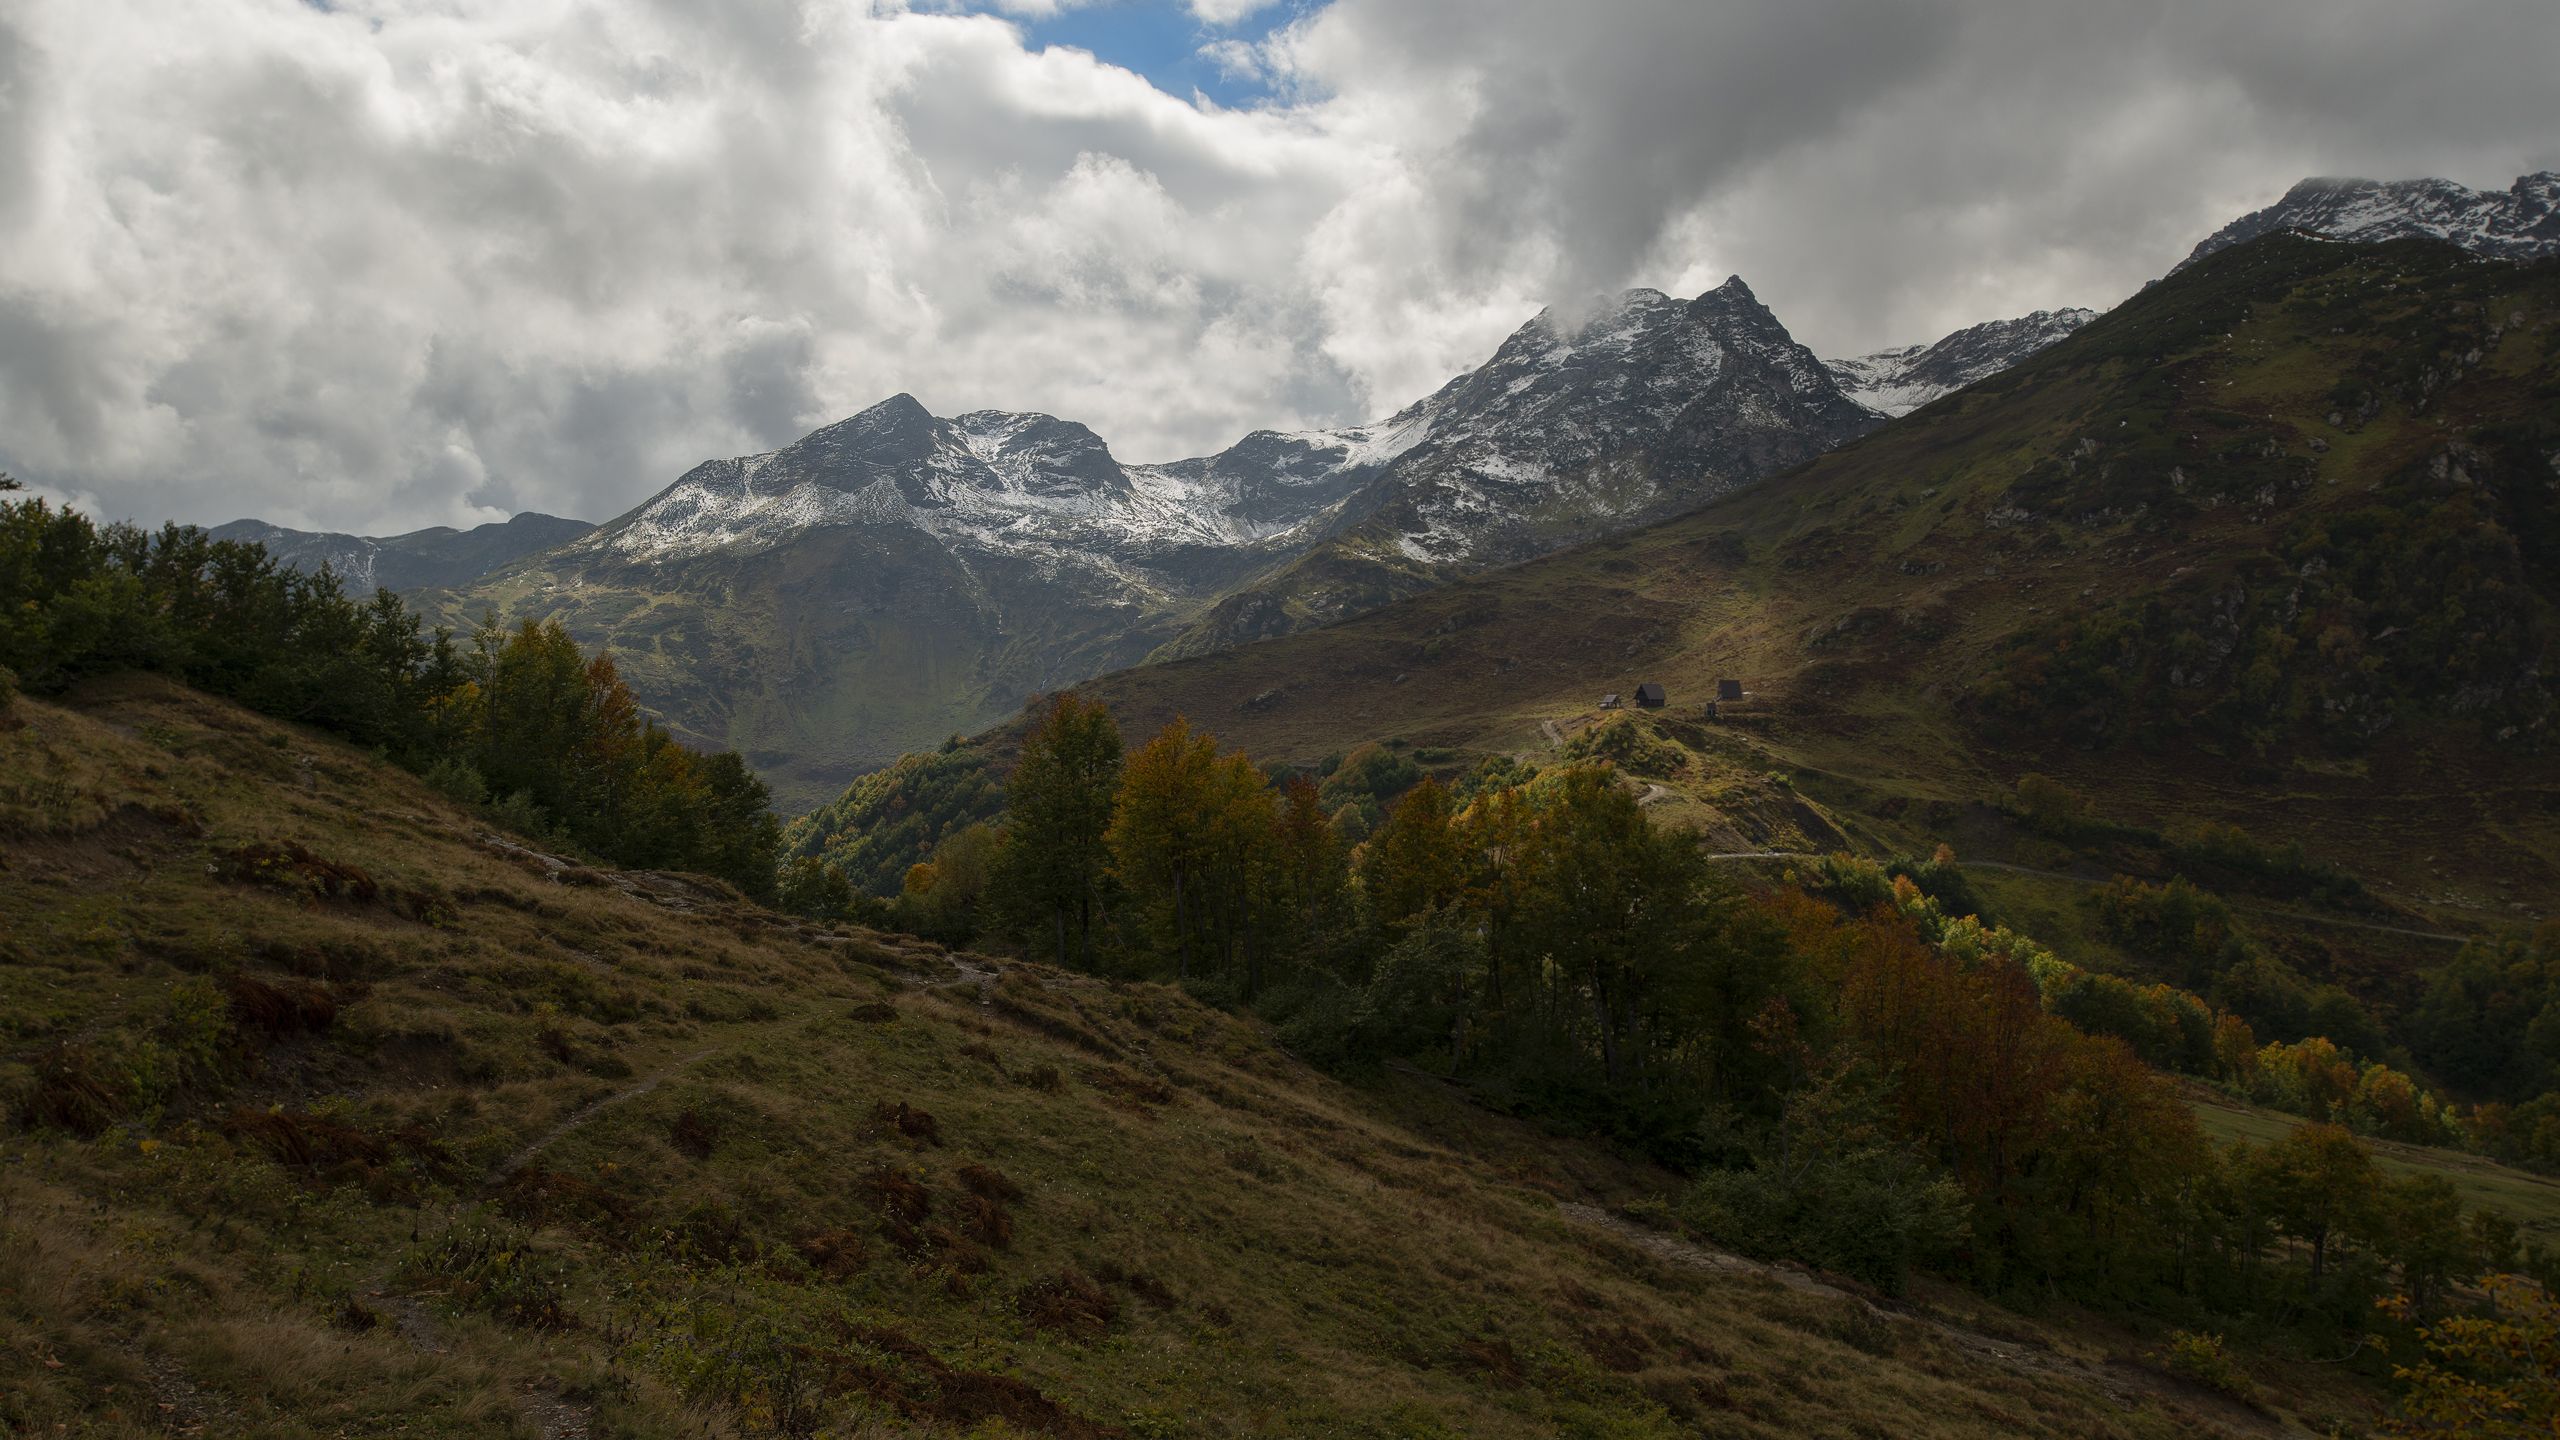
[
  {"xmin": 1634, "ymin": 682, "xmax": 1666, "ymax": 708},
  {"xmin": 1716, "ymin": 678, "xmax": 1744, "ymax": 702}
]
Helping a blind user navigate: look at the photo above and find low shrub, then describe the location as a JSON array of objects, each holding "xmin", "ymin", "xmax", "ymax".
[
  {"xmin": 865, "ymin": 1167, "xmax": 933, "ymax": 1255},
  {"xmin": 1015, "ymin": 1268, "xmax": 1117, "ymax": 1339},
  {"xmin": 496, "ymin": 1164, "xmax": 631, "ymax": 1229},
  {"xmin": 2161, "ymin": 1330, "xmax": 2254, "ymax": 1402},
  {"xmin": 214, "ymin": 840, "xmax": 380, "ymax": 904},
  {"xmin": 795, "ymin": 1227, "xmax": 870, "ymax": 1281},
  {"xmin": 670, "ymin": 1108, "xmax": 719, "ymax": 1159},
  {"xmin": 871, "ymin": 1100, "xmax": 942, "ymax": 1146},
  {"xmin": 958, "ymin": 1191, "xmax": 1014, "ymax": 1250},
  {"xmin": 222, "ymin": 972, "xmax": 339, "ymax": 1038},
  {"xmin": 18, "ymin": 1043, "xmax": 126, "ymax": 1136},
  {"xmin": 955, "ymin": 1163, "xmax": 1022, "ymax": 1202}
]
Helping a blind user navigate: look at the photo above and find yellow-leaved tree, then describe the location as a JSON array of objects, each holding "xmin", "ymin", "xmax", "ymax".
[{"xmin": 2384, "ymin": 1273, "xmax": 2560, "ymax": 1437}]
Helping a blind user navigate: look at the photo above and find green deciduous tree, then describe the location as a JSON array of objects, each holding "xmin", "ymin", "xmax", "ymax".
[
  {"xmin": 1359, "ymin": 776, "xmax": 1462, "ymax": 936},
  {"xmin": 1512, "ymin": 767, "xmax": 1718, "ymax": 1089},
  {"xmin": 992, "ymin": 693, "xmax": 1123, "ymax": 968},
  {"xmin": 2243, "ymin": 1123, "xmax": 2376, "ymax": 1284},
  {"xmin": 1681, "ymin": 1062, "xmax": 1970, "ymax": 1295}
]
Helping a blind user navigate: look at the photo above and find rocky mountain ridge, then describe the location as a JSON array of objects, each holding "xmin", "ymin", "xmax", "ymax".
[
  {"xmin": 1357, "ymin": 278, "xmax": 1871, "ymax": 569},
  {"xmin": 208, "ymin": 512, "xmax": 594, "ymax": 596},
  {"xmin": 585, "ymin": 277, "xmax": 1864, "ymax": 586},
  {"xmin": 1826, "ymin": 308, "xmax": 2101, "ymax": 418},
  {"xmin": 1154, "ymin": 278, "xmax": 1882, "ymax": 657},
  {"xmin": 2181, "ymin": 170, "xmax": 2560, "ymax": 269},
  {"xmin": 1820, "ymin": 171, "xmax": 2560, "ymax": 422},
  {"xmin": 582, "ymin": 392, "xmax": 1404, "ymax": 603}
]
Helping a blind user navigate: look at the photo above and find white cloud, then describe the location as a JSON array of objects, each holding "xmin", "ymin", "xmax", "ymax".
[
  {"xmin": 0, "ymin": 0, "xmax": 2553, "ymax": 534},
  {"xmin": 1265, "ymin": 0, "xmax": 2560, "ymax": 389},
  {"xmin": 1188, "ymin": 0, "xmax": 1285, "ymax": 25},
  {"xmin": 1196, "ymin": 37, "xmax": 1267, "ymax": 85}
]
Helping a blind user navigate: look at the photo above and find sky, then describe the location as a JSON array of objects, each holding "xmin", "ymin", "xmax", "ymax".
[{"xmin": 3, "ymin": 0, "xmax": 2555, "ymax": 534}]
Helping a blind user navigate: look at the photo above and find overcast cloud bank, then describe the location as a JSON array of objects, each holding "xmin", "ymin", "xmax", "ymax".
[{"xmin": 2, "ymin": 0, "xmax": 2553, "ymax": 532}]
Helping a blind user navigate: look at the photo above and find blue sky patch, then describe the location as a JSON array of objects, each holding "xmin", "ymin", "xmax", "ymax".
[{"xmin": 975, "ymin": 1, "xmax": 1317, "ymax": 109}]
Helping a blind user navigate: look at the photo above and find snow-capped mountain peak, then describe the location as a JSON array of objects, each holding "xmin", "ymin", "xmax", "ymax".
[
  {"xmin": 947, "ymin": 412, "xmax": 1129, "ymax": 500},
  {"xmin": 575, "ymin": 273, "xmax": 1886, "ymax": 647},
  {"xmin": 588, "ymin": 278, "xmax": 1856, "ymax": 570},
  {"xmin": 590, "ymin": 390, "xmax": 1379, "ymax": 569},
  {"xmin": 1346, "ymin": 278, "xmax": 1872, "ymax": 569},
  {"xmin": 2180, "ymin": 170, "xmax": 2560, "ymax": 269},
  {"xmin": 1826, "ymin": 308, "xmax": 2100, "ymax": 418}
]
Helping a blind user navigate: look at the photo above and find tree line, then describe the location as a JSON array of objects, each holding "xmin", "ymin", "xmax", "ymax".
[
  {"xmin": 1813, "ymin": 855, "xmax": 2472, "ymax": 1149},
  {"xmin": 0, "ymin": 491, "xmax": 778, "ymax": 896},
  {"xmin": 804, "ymin": 693, "xmax": 2548, "ymax": 1359}
]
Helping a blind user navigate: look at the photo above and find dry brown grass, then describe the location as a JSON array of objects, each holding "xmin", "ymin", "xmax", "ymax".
[
  {"xmin": 1014, "ymin": 1268, "xmax": 1118, "ymax": 1340},
  {"xmin": 0, "ymin": 677, "xmax": 2317, "ymax": 1438}
]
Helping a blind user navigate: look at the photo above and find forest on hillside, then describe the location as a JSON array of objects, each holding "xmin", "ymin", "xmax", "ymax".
[
  {"xmin": 780, "ymin": 690, "xmax": 2560, "ymax": 1414},
  {"xmin": 0, "ymin": 483, "xmax": 780, "ymax": 898}
]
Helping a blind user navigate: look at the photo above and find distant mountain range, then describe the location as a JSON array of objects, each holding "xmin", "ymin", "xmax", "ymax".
[
  {"xmin": 408, "ymin": 278, "xmax": 1892, "ymax": 805},
  {"xmin": 219, "ymin": 169, "xmax": 2560, "ymax": 810},
  {"xmin": 209, "ymin": 512, "xmax": 593, "ymax": 596}
]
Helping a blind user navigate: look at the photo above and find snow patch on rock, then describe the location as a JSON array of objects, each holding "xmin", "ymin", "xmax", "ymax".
[
  {"xmin": 2180, "ymin": 171, "xmax": 2560, "ymax": 269},
  {"xmin": 1827, "ymin": 309, "xmax": 2100, "ymax": 418}
]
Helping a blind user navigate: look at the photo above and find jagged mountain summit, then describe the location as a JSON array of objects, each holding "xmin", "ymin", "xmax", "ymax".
[
  {"xmin": 587, "ymin": 393, "xmax": 1398, "ymax": 591},
  {"xmin": 1156, "ymin": 278, "xmax": 1880, "ymax": 657},
  {"xmin": 590, "ymin": 278, "xmax": 1860, "ymax": 586},
  {"xmin": 434, "ymin": 277, "xmax": 1878, "ymax": 805},
  {"xmin": 1825, "ymin": 309, "xmax": 2100, "ymax": 418},
  {"xmin": 208, "ymin": 512, "xmax": 595, "ymax": 596},
  {"xmin": 1357, "ymin": 279, "xmax": 1871, "ymax": 570},
  {"xmin": 2181, "ymin": 170, "xmax": 2560, "ymax": 268}
]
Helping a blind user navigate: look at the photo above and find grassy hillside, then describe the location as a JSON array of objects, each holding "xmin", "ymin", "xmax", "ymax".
[
  {"xmin": 0, "ymin": 675, "xmax": 2378, "ymax": 1438},
  {"xmin": 1069, "ymin": 234, "xmax": 2560, "ymax": 939},
  {"xmin": 2189, "ymin": 1088, "xmax": 2560, "ymax": 1245}
]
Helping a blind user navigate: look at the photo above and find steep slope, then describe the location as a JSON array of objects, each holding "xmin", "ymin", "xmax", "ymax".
[
  {"xmin": 438, "ymin": 281, "xmax": 1877, "ymax": 808},
  {"xmin": 2181, "ymin": 170, "xmax": 2560, "ymax": 268},
  {"xmin": 0, "ymin": 675, "xmax": 2274, "ymax": 1439},
  {"xmin": 1826, "ymin": 308, "xmax": 2099, "ymax": 418},
  {"xmin": 1065, "ymin": 233, "xmax": 2560, "ymax": 927},
  {"xmin": 1156, "ymin": 279, "xmax": 1879, "ymax": 658},
  {"xmin": 209, "ymin": 511, "xmax": 594, "ymax": 595}
]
